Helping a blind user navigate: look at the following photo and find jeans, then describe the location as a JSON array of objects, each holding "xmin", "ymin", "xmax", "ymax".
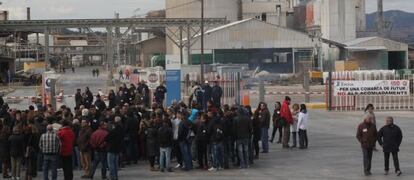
[
  {"xmin": 179, "ymin": 141, "xmax": 192, "ymax": 170},
  {"xmin": 107, "ymin": 153, "xmax": 119, "ymax": 180},
  {"xmin": 298, "ymin": 129, "xmax": 308, "ymax": 148},
  {"xmin": 291, "ymin": 132, "xmax": 297, "ymax": 147},
  {"xmin": 212, "ymin": 142, "xmax": 224, "ymax": 169},
  {"xmin": 260, "ymin": 128, "xmax": 269, "ymax": 152},
  {"xmin": 384, "ymin": 151, "xmax": 400, "ymax": 172},
  {"xmin": 72, "ymin": 147, "xmax": 80, "ymax": 170},
  {"xmin": 90, "ymin": 152, "xmax": 107, "ymax": 178},
  {"xmin": 61, "ymin": 155, "xmax": 73, "ymax": 180},
  {"xmin": 80, "ymin": 151, "xmax": 91, "ymax": 176},
  {"xmin": 362, "ymin": 148, "xmax": 373, "ymax": 174},
  {"xmin": 42, "ymin": 154, "xmax": 58, "ymax": 180},
  {"xmin": 282, "ymin": 125, "xmax": 291, "ymax": 147},
  {"xmin": 237, "ymin": 138, "xmax": 250, "ymax": 168},
  {"xmin": 197, "ymin": 140, "xmax": 208, "ymax": 168},
  {"xmin": 173, "ymin": 140, "xmax": 182, "ymax": 166},
  {"xmin": 159, "ymin": 147, "xmax": 172, "ymax": 170},
  {"xmin": 126, "ymin": 138, "xmax": 138, "ymax": 164},
  {"xmin": 271, "ymin": 125, "xmax": 282, "ymax": 142},
  {"xmin": 11, "ymin": 156, "xmax": 22, "ymax": 178}
]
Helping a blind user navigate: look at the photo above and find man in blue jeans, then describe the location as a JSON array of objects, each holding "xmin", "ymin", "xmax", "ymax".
[
  {"xmin": 39, "ymin": 125, "xmax": 61, "ymax": 180},
  {"xmin": 88, "ymin": 122, "xmax": 109, "ymax": 179},
  {"xmin": 106, "ymin": 117, "xmax": 124, "ymax": 180},
  {"xmin": 158, "ymin": 121, "xmax": 174, "ymax": 172},
  {"xmin": 233, "ymin": 107, "xmax": 252, "ymax": 168}
]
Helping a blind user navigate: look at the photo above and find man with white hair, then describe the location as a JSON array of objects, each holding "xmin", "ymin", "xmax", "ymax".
[
  {"xmin": 39, "ymin": 125, "xmax": 61, "ymax": 180},
  {"xmin": 378, "ymin": 116, "xmax": 403, "ymax": 176},
  {"xmin": 356, "ymin": 114, "xmax": 377, "ymax": 176}
]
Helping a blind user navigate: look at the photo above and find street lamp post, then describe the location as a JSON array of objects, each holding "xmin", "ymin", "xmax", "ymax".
[{"xmin": 200, "ymin": 0, "xmax": 205, "ymax": 82}]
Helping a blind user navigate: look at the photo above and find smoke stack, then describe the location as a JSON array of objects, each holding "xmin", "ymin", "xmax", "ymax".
[
  {"xmin": 237, "ymin": 0, "xmax": 242, "ymax": 21},
  {"xmin": 27, "ymin": 7, "xmax": 31, "ymax": 20},
  {"xmin": 377, "ymin": 0, "xmax": 384, "ymax": 37}
]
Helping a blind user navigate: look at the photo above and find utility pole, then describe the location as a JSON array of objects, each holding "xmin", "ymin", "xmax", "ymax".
[
  {"xmin": 377, "ymin": 0, "xmax": 384, "ymax": 37},
  {"xmin": 200, "ymin": 0, "xmax": 205, "ymax": 82}
]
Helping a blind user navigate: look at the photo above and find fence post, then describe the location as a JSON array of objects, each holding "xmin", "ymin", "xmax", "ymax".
[
  {"xmin": 236, "ymin": 72, "xmax": 241, "ymax": 105},
  {"xmin": 304, "ymin": 72, "xmax": 310, "ymax": 103},
  {"xmin": 50, "ymin": 79, "xmax": 57, "ymax": 111},
  {"xmin": 259, "ymin": 78, "xmax": 265, "ymax": 103},
  {"xmin": 328, "ymin": 70, "xmax": 333, "ymax": 111}
]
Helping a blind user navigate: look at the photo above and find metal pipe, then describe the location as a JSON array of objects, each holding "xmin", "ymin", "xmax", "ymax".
[{"xmin": 200, "ymin": 0, "xmax": 205, "ymax": 82}]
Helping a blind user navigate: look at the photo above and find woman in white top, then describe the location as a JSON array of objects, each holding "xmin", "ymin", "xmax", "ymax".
[
  {"xmin": 290, "ymin": 104, "xmax": 300, "ymax": 148},
  {"xmin": 297, "ymin": 104, "xmax": 309, "ymax": 149}
]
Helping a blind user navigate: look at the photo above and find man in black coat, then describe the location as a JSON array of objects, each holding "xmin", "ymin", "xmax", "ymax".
[
  {"xmin": 105, "ymin": 117, "xmax": 124, "ymax": 180},
  {"xmin": 202, "ymin": 81, "xmax": 212, "ymax": 110},
  {"xmin": 378, "ymin": 116, "xmax": 403, "ymax": 176},
  {"xmin": 75, "ymin": 89, "xmax": 82, "ymax": 109},
  {"xmin": 211, "ymin": 81, "xmax": 223, "ymax": 108},
  {"xmin": 233, "ymin": 107, "xmax": 252, "ymax": 168}
]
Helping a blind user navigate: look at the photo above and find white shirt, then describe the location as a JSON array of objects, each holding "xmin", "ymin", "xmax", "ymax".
[
  {"xmin": 172, "ymin": 118, "xmax": 181, "ymax": 140},
  {"xmin": 297, "ymin": 111, "xmax": 309, "ymax": 131},
  {"xmin": 290, "ymin": 111, "xmax": 299, "ymax": 132}
]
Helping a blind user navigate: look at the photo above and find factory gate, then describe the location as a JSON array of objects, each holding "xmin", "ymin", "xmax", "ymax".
[{"xmin": 326, "ymin": 71, "xmax": 414, "ymax": 111}]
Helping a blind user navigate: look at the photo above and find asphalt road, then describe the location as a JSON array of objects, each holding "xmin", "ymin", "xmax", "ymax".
[{"xmin": 30, "ymin": 110, "xmax": 413, "ymax": 180}]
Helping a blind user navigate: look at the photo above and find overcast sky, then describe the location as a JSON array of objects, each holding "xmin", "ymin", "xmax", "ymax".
[{"xmin": 0, "ymin": 0, "xmax": 412, "ymax": 20}]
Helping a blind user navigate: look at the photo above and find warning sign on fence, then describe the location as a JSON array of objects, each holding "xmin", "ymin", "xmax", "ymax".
[{"xmin": 334, "ymin": 80, "xmax": 410, "ymax": 96}]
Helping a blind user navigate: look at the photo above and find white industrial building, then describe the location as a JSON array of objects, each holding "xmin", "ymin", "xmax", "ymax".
[
  {"xmin": 163, "ymin": 0, "xmax": 409, "ymax": 73},
  {"xmin": 175, "ymin": 18, "xmax": 316, "ymax": 74}
]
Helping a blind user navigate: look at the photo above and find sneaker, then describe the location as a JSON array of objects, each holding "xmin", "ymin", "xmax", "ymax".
[
  {"xmin": 208, "ymin": 167, "xmax": 217, "ymax": 172},
  {"xmin": 175, "ymin": 164, "xmax": 182, "ymax": 169},
  {"xmin": 396, "ymin": 170, "xmax": 402, "ymax": 176}
]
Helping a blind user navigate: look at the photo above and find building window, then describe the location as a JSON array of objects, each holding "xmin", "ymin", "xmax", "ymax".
[{"xmin": 274, "ymin": 53, "xmax": 288, "ymax": 63}]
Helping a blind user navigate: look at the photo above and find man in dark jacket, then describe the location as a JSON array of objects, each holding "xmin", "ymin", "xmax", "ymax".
[
  {"xmin": 208, "ymin": 111, "xmax": 225, "ymax": 171},
  {"xmin": 211, "ymin": 81, "xmax": 223, "ymax": 108},
  {"xmin": 158, "ymin": 121, "xmax": 173, "ymax": 172},
  {"xmin": 378, "ymin": 116, "xmax": 403, "ymax": 176},
  {"xmin": 84, "ymin": 87, "xmax": 94, "ymax": 109},
  {"xmin": 106, "ymin": 116, "xmax": 124, "ymax": 180},
  {"xmin": 154, "ymin": 83, "xmax": 167, "ymax": 106},
  {"xmin": 356, "ymin": 114, "xmax": 377, "ymax": 176},
  {"xmin": 177, "ymin": 111, "xmax": 193, "ymax": 171},
  {"xmin": 94, "ymin": 95, "xmax": 107, "ymax": 111},
  {"xmin": 233, "ymin": 107, "xmax": 252, "ymax": 168},
  {"xmin": 75, "ymin": 89, "xmax": 82, "ymax": 109},
  {"xmin": 202, "ymin": 81, "xmax": 212, "ymax": 110}
]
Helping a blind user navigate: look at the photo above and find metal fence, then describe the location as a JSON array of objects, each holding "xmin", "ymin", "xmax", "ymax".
[
  {"xmin": 327, "ymin": 71, "xmax": 414, "ymax": 111},
  {"xmin": 182, "ymin": 72, "xmax": 242, "ymax": 106}
]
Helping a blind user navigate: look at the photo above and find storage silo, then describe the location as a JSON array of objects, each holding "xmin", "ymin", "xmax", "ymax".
[{"xmin": 166, "ymin": 0, "xmax": 239, "ymax": 22}]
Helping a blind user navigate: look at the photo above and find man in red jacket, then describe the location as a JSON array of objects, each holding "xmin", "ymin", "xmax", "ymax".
[
  {"xmin": 58, "ymin": 120, "xmax": 75, "ymax": 180},
  {"xmin": 280, "ymin": 96, "xmax": 293, "ymax": 148}
]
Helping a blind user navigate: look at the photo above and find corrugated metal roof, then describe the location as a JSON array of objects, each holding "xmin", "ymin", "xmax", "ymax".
[
  {"xmin": 345, "ymin": 46, "xmax": 387, "ymax": 51},
  {"xmin": 343, "ymin": 37, "xmax": 377, "ymax": 46}
]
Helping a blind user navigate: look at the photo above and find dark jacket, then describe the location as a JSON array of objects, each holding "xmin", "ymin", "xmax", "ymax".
[
  {"xmin": 211, "ymin": 85, "xmax": 223, "ymax": 100},
  {"xmin": 9, "ymin": 133, "xmax": 25, "ymax": 157},
  {"xmin": 378, "ymin": 124, "xmax": 403, "ymax": 153},
  {"xmin": 94, "ymin": 99, "xmax": 107, "ymax": 111},
  {"xmin": 154, "ymin": 85, "xmax": 167, "ymax": 101},
  {"xmin": 0, "ymin": 128, "xmax": 11, "ymax": 159},
  {"xmin": 233, "ymin": 113, "xmax": 252, "ymax": 139},
  {"xmin": 196, "ymin": 122, "xmax": 209, "ymax": 142},
  {"xmin": 356, "ymin": 122, "xmax": 377, "ymax": 149},
  {"xmin": 146, "ymin": 125, "xmax": 158, "ymax": 157},
  {"xmin": 209, "ymin": 118, "xmax": 225, "ymax": 143},
  {"xmin": 106, "ymin": 124, "xmax": 124, "ymax": 153},
  {"xmin": 75, "ymin": 92, "xmax": 82, "ymax": 107},
  {"xmin": 158, "ymin": 125, "xmax": 173, "ymax": 148},
  {"xmin": 178, "ymin": 120, "xmax": 192, "ymax": 142},
  {"xmin": 78, "ymin": 126, "xmax": 93, "ymax": 152},
  {"xmin": 203, "ymin": 84, "xmax": 212, "ymax": 100},
  {"xmin": 259, "ymin": 110, "xmax": 271, "ymax": 129},
  {"xmin": 108, "ymin": 92, "xmax": 116, "ymax": 109}
]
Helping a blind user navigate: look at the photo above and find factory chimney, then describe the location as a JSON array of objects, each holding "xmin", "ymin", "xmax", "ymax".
[
  {"xmin": 27, "ymin": 7, "xmax": 30, "ymax": 20},
  {"xmin": 377, "ymin": 0, "xmax": 384, "ymax": 37},
  {"xmin": 237, "ymin": 0, "xmax": 242, "ymax": 21}
]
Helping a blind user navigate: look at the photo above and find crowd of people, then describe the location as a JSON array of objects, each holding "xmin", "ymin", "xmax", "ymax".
[{"xmin": 0, "ymin": 81, "xmax": 310, "ymax": 180}]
